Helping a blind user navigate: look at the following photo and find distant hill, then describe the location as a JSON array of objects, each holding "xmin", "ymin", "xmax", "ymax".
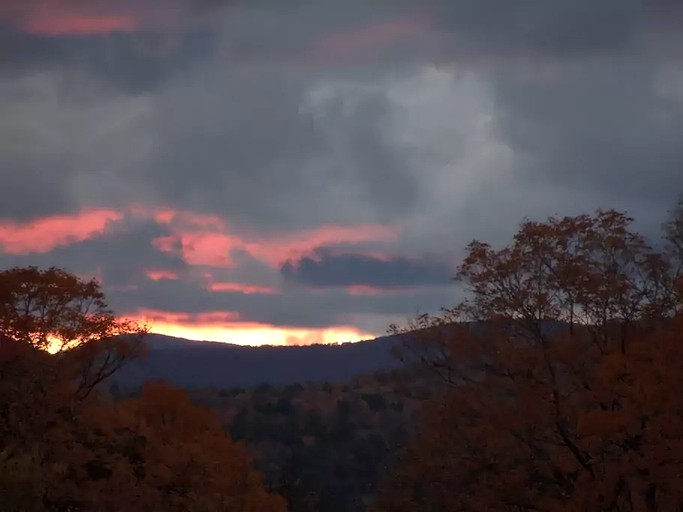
[
  {"xmin": 109, "ymin": 320, "xmax": 573, "ymax": 390},
  {"xmin": 111, "ymin": 333, "xmax": 405, "ymax": 389}
]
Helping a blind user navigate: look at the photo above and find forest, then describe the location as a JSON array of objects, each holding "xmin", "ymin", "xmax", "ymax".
[{"xmin": 1, "ymin": 197, "xmax": 682, "ymax": 511}]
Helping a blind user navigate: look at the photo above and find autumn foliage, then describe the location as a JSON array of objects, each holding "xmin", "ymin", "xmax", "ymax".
[
  {"xmin": 375, "ymin": 204, "xmax": 683, "ymax": 511},
  {"xmin": 0, "ymin": 267, "xmax": 285, "ymax": 511}
]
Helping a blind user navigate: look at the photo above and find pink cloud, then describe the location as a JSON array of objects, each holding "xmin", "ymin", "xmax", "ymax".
[
  {"xmin": 246, "ymin": 224, "xmax": 399, "ymax": 267},
  {"xmin": 0, "ymin": 205, "xmax": 399, "ymax": 273},
  {"xmin": 143, "ymin": 209, "xmax": 240, "ymax": 267},
  {"xmin": 146, "ymin": 269, "xmax": 181, "ymax": 281},
  {"xmin": 0, "ymin": 209, "xmax": 123, "ymax": 254},
  {"xmin": 147, "ymin": 207, "xmax": 399, "ymax": 268},
  {"xmin": 152, "ymin": 231, "xmax": 240, "ymax": 267}
]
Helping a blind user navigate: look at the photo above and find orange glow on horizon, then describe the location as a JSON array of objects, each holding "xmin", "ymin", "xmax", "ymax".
[
  {"xmin": 128, "ymin": 309, "xmax": 376, "ymax": 347},
  {"xmin": 0, "ymin": 209, "xmax": 122, "ymax": 254}
]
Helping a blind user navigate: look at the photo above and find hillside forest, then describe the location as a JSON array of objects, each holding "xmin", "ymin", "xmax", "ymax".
[{"xmin": 1, "ymin": 197, "xmax": 682, "ymax": 511}]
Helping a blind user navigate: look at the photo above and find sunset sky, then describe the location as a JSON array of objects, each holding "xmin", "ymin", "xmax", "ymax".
[{"xmin": 1, "ymin": 0, "xmax": 682, "ymax": 346}]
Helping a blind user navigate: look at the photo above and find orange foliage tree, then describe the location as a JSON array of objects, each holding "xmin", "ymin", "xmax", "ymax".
[
  {"xmin": 375, "ymin": 208, "xmax": 683, "ymax": 511},
  {"xmin": 0, "ymin": 267, "xmax": 286, "ymax": 512}
]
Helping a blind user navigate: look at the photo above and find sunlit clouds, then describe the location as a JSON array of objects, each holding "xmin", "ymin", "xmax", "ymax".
[
  {"xmin": 0, "ymin": 205, "xmax": 412, "ymax": 344},
  {"xmin": 0, "ymin": 210, "xmax": 122, "ymax": 254},
  {"xmin": 145, "ymin": 269, "xmax": 181, "ymax": 282},
  {"xmin": 0, "ymin": 206, "xmax": 400, "ymax": 269},
  {"xmin": 143, "ymin": 207, "xmax": 400, "ymax": 269}
]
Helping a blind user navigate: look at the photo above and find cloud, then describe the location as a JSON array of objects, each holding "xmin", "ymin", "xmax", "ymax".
[
  {"xmin": 0, "ymin": 204, "xmax": 399, "ymax": 279},
  {"xmin": 316, "ymin": 17, "xmax": 425, "ymax": 60},
  {"xmin": 487, "ymin": 57, "xmax": 683, "ymax": 219},
  {"xmin": 207, "ymin": 282, "xmax": 280, "ymax": 295},
  {"xmin": 0, "ymin": 0, "xmax": 213, "ymax": 37},
  {"xmin": 104, "ymin": 274, "xmax": 454, "ymax": 330},
  {"xmin": 146, "ymin": 269, "xmax": 181, "ymax": 281},
  {"xmin": 147, "ymin": 207, "xmax": 399, "ymax": 268},
  {"xmin": 281, "ymin": 248, "xmax": 452, "ymax": 289},
  {"xmin": 0, "ymin": 0, "xmax": 682, "ymax": 344},
  {"xmin": 0, "ymin": 209, "xmax": 122, "ymax": 254},
  {"xmin": 23, "ymin": 13, "xmax": 139, "ymax": 36},
  {"xmin": 431, "ymin": 0, "xmax": 645, "ymax": 58},
  {"xmin": 345, "ymin": 285, "xmax": 422, "ymax": 296}
]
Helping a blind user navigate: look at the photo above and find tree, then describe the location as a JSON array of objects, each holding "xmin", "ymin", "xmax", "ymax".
[
  {"xmin": 0, "ymin": 267, "xmax": 286, "ymax": 511},
  {"xmin": 375, "ymin": 209, "xmax": 683, "ymax": 511},
  {"xmin": 453, "ymin": 210, "xmax": 670, "ymax": 347},
  {"xmin": 0, "ymin": 266, "xmax": 147, "ymax": 400},
  {"xmin": 0, "ymin": 266, "xmax": 134, "ymax": 351},
  {"xmin": 23, "ymin": 382, "xmax": 287, "ymax": 511},
  {"xmin": 1, "ymin": 267, "xmax": 146, "ymax": 453},
  {"xmin": 376, "ymin": 319, "xmax": 683, "ymax": 511},
  {"xmin": 663, "ymin": 194, "xmax": 683, "ymax": 267}
]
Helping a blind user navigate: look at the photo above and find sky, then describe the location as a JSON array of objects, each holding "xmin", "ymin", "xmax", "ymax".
[{"xmin": 1, "ymin": 0, "xmax": 682, "ymax": 346}]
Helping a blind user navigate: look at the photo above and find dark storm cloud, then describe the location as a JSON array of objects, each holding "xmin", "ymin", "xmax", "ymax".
[
  {"xmin": 410, "ymin": 0, "xmax": 683, "ymax": 237},
  {"xmin": 144, "ymin": 66, "xmax": 421, "ymax": 232},
  {"xmin": 281, "ymin": 249, "xmax": 452, "ymax": 289},
  {"xmin": 1, "ymin": 0, "xmax": 425, "ymax": 227},
  {"xmin": 432, "ymin": 0, "xmax": 645, "ymax": 57},
  {"xmin": 0, "ymin": 29, "xmax": 214, "ymax": 95},
  {"xmin": 0, "ymin": 155, "xmax": 75, "ymax": 220},
  {"xmin": 489, "ymin": 58, "xmax": 683, "ymax": 216}
]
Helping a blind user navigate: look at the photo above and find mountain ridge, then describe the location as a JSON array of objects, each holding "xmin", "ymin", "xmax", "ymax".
[{"xmin": 113, "ymin": 332, "xmax": 405, "ymax": 389}]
